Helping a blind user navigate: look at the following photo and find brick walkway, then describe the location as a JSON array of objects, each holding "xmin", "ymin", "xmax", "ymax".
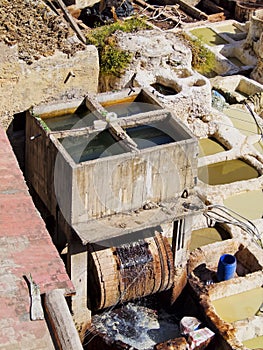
[{"xmin": 0, "ymin": 128, "xmax": 75, "ymax": 349}]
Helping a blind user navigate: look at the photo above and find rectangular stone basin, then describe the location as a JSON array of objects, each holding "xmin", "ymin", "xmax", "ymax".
[
  {"xmin": 190, "ymin": 27, "xmax": 229, "ymax": 46},
  {"xmin": 38, "ymin": 100, "xmax": 96, "ymax": 131},
  {"xmin": 125, "ymin": 123, "xmax": 175, "ymax": 150},
  {"xmin": 212, "ymin": 287, "xmax": 263, "ymax": 323},
  {"xmin": 99, "ymin": 89, "xmax": 162, "ymax": 118},
  {"xmin": 223, "ymin": 190, "xmax": 263, "ymax": 220},
  {"xmin": 188, "ymin": 240, "xmax": 263, "ymax": 285},
  {"xmin": 26, "ymin": 89, "xmax": 198, "ymax": 234},
  {"xmin": 58, "ymin": 130, "xmax": 128, "ymax": 163},
  {"xmin": 223, "ymin": 105, "xmax": 260, "ymax": 136}
]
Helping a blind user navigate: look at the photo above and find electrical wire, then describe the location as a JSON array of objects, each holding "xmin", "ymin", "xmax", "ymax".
[{"xmin": 204, "ymin": 204, "xmax": 262, "ymax": 249}]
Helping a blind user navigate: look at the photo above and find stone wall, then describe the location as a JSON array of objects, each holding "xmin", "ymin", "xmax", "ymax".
[
  {"xmin": 247, "ymin": 9, "xmax": 263, "ymax": 84},
  {"xmin": 0, "ymin": 43, "xmax": 99, "ymax": 128}
]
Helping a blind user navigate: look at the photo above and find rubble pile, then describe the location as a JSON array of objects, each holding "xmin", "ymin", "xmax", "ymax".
[{"xmin": 0, "ymin": 0, "xmax": 84, "ymax": 63}]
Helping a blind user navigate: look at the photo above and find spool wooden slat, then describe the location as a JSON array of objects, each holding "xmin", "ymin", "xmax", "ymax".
[{"xmin": 88, "ymin": 233, "xmax": 174, "ymax": 311}]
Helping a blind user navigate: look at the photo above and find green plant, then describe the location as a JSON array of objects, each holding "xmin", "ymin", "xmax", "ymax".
[
  {"xmin": 177, "ymin": 32, "xmax": 216, "ymax": 75},
  {"xmin": 35, "ymin": 115, "xmax": 50, "ymax": 132},
  {"xmin": 86, "ymin": 17, "xmax": 149, "ymax": 76}
]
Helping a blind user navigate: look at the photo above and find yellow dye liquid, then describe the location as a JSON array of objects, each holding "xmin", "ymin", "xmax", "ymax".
[
  {"xmin": 198, "ymin": 159, "xmax": 259, "ymax": 185},
  {"xmin": 223, "ymin": 105, "xmax": 259, "ymax": 137},
  {"xmin": 242, "ymin": 335, "xmax": 263, "ymax": 349},
  {"xmin": 223, "ymin": 190, "xmax": 263, "ymax": 220},
  {"xmin": 101, "ymin": 96, "xmax": 136, "ymax": 107},
  {"xmin": 190, "ymin": 28, "xmax": 228, "ymax": 46},
  {"xmin": 198, "ymin": 138, "xmax": 225, "ymax": 157},
  {"xmin": 212, "ymin": 287, "xmax": 263, "ymax": 323},
  {"xmin": 216, "ymin": 24, "xmax": 242, "ymax": 34},
  {"xmin": 190, "ymin": 227, "xmax": 223, "ymax": 251}
]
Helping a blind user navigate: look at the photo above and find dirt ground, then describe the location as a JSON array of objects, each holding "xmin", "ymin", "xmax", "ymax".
[{"xmin": 0, "ymin": 0, "xmax": 85, "ymax": 64}]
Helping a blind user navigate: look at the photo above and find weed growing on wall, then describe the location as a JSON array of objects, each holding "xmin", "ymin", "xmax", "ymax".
[
  {"xmin": 86, "ymin": 17, "xmax": 150, "ymax": 77},
  {"xmin": 178, "ymin": 33, "xmax": 216, "ymax": 76}
]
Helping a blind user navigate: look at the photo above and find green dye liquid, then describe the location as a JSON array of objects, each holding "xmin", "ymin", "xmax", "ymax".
[
  {"xmin": 126, "ymin": 124, "xmax": 175, "ymax": 150},
  {"xmin": 198, "ymin": 159, "xmax": 259, "ymax": 185},
  {"xmin": 105, "ymin": 102, "xmax": 161, "ymax": 118},
  {"xmin": 190, "ymin": 27, "xmax": 228, "ymax": 46},
  {"xmin": 223, "ymin": 190, "xmax": 263, "ymax": 220},
  {"xmin": 223, "ymin": 105, "xmax": 259, "ymax": 136},
  {"xmin": 216, "ymin": 24, "xmax": 242, "ymax": 34},
  {"xmin": 198, "ymin": 138, "xmax": 225, "ymax": 157},
  {"xmin": 242, "ymin": 335, "xmax": 263, "ymax": 349},
  {"xmin": 190, "ymin": 227, "xmax": 223, "ymax": 251},
  {"xmin": 43, "ymin": 112, "xmax": 96, "ymax": 131},
  {"xmin": 212, "ymin": 287, "xmax": 263, "ymax": 323},
  {"xmin": 60, "ymin": 130, "xmax": 127, "ymax": 163}
]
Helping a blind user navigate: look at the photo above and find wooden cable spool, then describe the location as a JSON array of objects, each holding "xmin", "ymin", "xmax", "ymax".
[{"xmin": 87, "ymin": 232, "xmax": 174, "ymax": 311}]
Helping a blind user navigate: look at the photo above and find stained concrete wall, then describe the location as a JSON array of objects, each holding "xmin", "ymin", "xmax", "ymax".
[
  {"xmin": 72, "ymin": 138, "xmax": 198, "ymax": 222},
  {"xmin": 0, "ymin": 43, "xmax": 99, "ymax": 128},
  {"xmin": 25, "ymin": 112, "xmax": 74, "ymax": 248}
]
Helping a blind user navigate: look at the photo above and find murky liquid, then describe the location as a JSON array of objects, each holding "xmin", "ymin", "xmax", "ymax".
[
  {"xmin": 126, "ymin": 124, "xmax": 175, "ymax": 149},
  {"xmin": 216, "ymin": 24, "xmax": 242, "ymax": 34},
  {"xmin": 91, "ymin": 303, "xmax": 180, "ymax": 350},
  {"xmin": 198, "ymin": 159, "xmax": 259, "ymax": 185},
  {"xmin": 212, "ymin": 287, "xmax": 263, "ymax": 323},
  {"xmin": 190, "ymin": 28, "xmax": 228, "ymax": 46},
  {"xmin": 223, "ymin": 105, "xmax": 259, "ymax": 136},
  {"xmin": 198, "ymin": 138, "xmax": 226, "ymax": 157},
  {"xmin": 190, "ymin": 227, "xmax": 223, "ymax": 251},
  {"xmin": 59, "ymin": 130, "xmax": 126, "ymax": 163},
  {"xmin": 42, "ymin": 108, "xmax": 96, "ymax": 131},
  {"xmin": 235, "ymin": 89, "xmax": 249, "ymax": 98},
  {"xmin": 104, "ymin": 102, "xmax": 161, "ymax": 118},
  {"xmin": 223, "ymin": 190, "xmax": 263, "ymax": 220},
  {"xmin": 227, "ymin": 57, "xmax": 244, "ymax": 67},
  {"xmin": 151, "ymin": 83, "xmax": 178, "ymax": 95},
  {"xmin": 242, "ymin": 335, "xmax": 263, "ymax": 349}
]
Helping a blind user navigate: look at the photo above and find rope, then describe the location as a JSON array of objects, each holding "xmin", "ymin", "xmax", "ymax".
[{"xmin": 137, "ymin": 4, "xmax": 185, "ymax": 32}]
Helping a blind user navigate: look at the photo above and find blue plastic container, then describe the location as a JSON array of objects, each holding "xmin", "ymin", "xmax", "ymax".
[{"xmin": 217, "ymin": 254, "xmax": 236, "ymax": 282}]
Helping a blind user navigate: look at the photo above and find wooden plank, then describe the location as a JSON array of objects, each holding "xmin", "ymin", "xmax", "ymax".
[
  {"xmin": 54, "ymin": 0, "xmax": 87, "ymax": 44},
  {"xmin": 45, "ymin": 289, "xmax": 83, "ymax": 350}
]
